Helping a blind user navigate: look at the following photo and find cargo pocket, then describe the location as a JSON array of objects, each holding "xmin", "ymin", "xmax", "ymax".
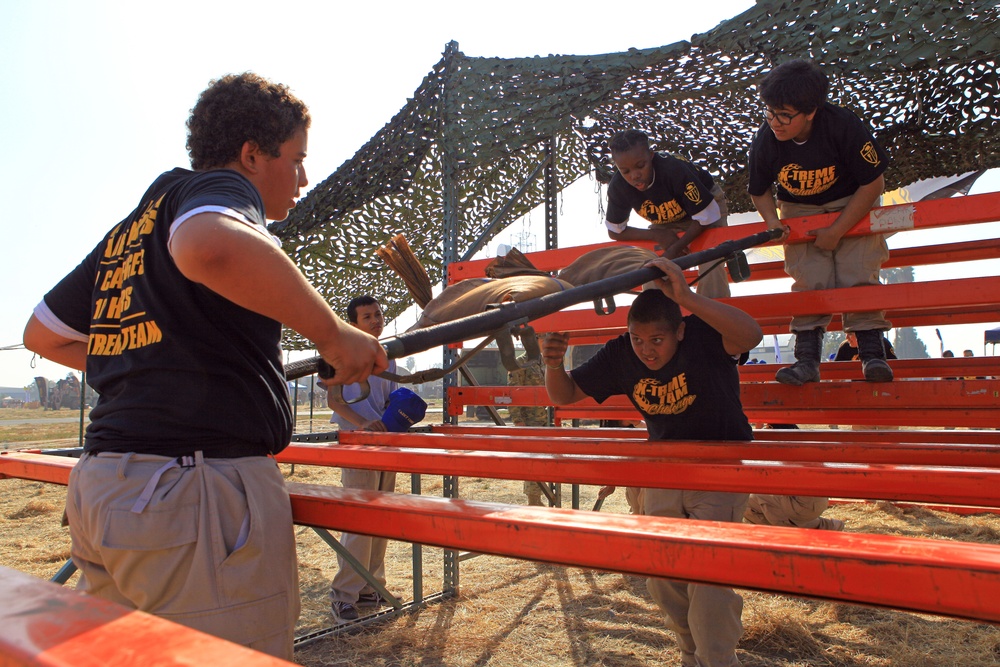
[{"xmin": 102, "ymin": 505, "xmax": 199, "ymax": 550}]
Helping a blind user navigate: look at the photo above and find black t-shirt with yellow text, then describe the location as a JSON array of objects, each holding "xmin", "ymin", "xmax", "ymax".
[
  {"xmin": 571, "ymin": 316, "xmax": 751, "ymax": 442},
  {"xmin": 748, "ymin": 102, "xmax": 889, "ymax": 205},
  {"xmin": 42, "ymin": 169, "xmax": 292, "ymax": 457},
  {"xmin": 606, "ymin": 153, "xmax": 717, "ymax": 227}
]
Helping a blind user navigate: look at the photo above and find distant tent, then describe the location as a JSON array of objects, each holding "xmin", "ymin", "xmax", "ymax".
[{"xmin": 986, "ymin": 327, "xmax": 1000, "ymax": 348}]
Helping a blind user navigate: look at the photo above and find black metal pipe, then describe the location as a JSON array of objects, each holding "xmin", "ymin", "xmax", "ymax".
[{"xmin": 285, "ymin": 228, "xmax": 781, "ymax": 381}]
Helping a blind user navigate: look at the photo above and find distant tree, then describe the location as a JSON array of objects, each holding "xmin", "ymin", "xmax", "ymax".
[
  {"xmin": 405, "ymin": 357, "xmax": 416, "ymax": 372},
  {"xmin": 881, "ymin": 266, "xmax": 929, "ymax": 359},
  {"xmin": 894, "ymin": 328, "xmax": 929, "ymax": 359}
]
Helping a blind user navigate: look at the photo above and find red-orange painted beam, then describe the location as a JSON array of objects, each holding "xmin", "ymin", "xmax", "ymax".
[
  {"xmin": 6, "ymin": 454, "xmax": 1000, "ymax": 623},
  {"xmin": 0, "ymin": 565, "xmax": 295, "ymax": 667},
  {"xmin": 330, "ymin": 432, "xmax": 1000, "ymax": 468},
  {"xmin": 447, "ymin": 192, "xmax": 1000, "ymax": 284},
  {"xmin": 448, "ymin": 379, "xmax": 1000, "ymax": 428},
  {"xmin": 0, "ymin": 452, "xmax": 74, "ymax": 485},
  {"xmin": 433, "ymin": 424, "xmax": 1000, "ymax": 446},
  {"xmin": 274, "ymin": 444, "xmax": 1000, "ymax": 507},
  {"xmin": 287, "ymin": 483, "xmax": 1000, "ymax": 624},
  {"xmin": 522, "ymin": 276, "xmax": 1000, "ymax": 337},
  {"xmin": 738, "ymin": 238, "xmax": 1000, "ymax": 283},
  {"xmin": 547, "ymin": 404, "xmax": 1000, "ymax": 429},
  {"xmin": 450, "ymin": 380, "xmax": 1000, "ymax": 409},
  {"xmin": 451, "ymin": 379, "xmax": 1000, "ymax": 410},
  {"xmin": 453, "ymin": 237, "xmax": 1000, "ymax": 287},
  {"xmin": 740, "ymin": 358, "xmax": 1000, "ymax": 382},
  {"xmin": 734, "ymin": 277, "xmax": 1000, "ymax": 323}
]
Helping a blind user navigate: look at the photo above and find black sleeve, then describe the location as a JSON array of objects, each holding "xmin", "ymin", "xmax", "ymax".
[
  {"xmin": 605, "ymin": 175, "xmax": 633, "ymax": 225},
  {"xmin": 175, "ymin": 170, "xmax": 266, "ymax": 228},
  {"xmin": 571, "ymin": 336, "xmax": 629, "ymax": 403},
  {"xmin": 747, "ymin": 125, "xmax": 776, "ymax": 197},
  {"xmin": 42, "ymin": 241, "xmax": 107, "ymax": 336}
]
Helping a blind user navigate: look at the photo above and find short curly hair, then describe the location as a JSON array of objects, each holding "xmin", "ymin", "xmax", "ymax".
[{"xmin": 186, "ymin": 72, "xmax": 311, "ymax": 170}]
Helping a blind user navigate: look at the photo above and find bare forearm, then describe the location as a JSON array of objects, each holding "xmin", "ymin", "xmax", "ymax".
[
  {"xmin": 609, "ymin": 226, "xmax": 656, "ymax": 242},
  {"xmin": 540, "ymin": 332, "xmax": 587, "ymax": 404},
  {"xmin": 751, "ymin": 191, "xmax": 782, "ymax": 228},
  {"xmin": 544, "ymin": 365, "xmax": 586, "ymax": 405},
  {"xmin": 664, "ymin": 220, "xmax": 704, "ymax": 257},
  {"xmin": 23, "ymin": 315, "xmax": 87, "ymax": 371}
]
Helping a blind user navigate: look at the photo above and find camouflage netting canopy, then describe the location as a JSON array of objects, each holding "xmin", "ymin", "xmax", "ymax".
[{"xmin": 274, "ymin": 0, "xmax": 999, "ymax": 349}]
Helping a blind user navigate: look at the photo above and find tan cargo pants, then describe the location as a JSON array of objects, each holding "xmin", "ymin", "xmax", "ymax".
[
  {"xmin": 643, "ymin": 487, "xmax": 748, "ymax": 667},
  {"xmin": 66, "ymin": 451, "xmax": 299, "ymax": 660}
]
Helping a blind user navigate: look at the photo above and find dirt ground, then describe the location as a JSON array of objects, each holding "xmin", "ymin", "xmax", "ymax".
[{"xmin": 3, "ymin": 459, "xmax": 1000, "ymax": 667}]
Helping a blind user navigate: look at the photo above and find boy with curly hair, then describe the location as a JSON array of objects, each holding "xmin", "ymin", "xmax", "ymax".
[{"xmin": 24, "ymin": 72, "xmax": 387, "ymax": 659}]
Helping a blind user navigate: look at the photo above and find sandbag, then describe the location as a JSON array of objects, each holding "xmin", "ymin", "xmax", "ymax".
[
  {"xmin": 557, "ymin": 246, "xmax": 658, "ymax": 287},
  {"xmin": 410, "ymin": 275, "xmax": 574, "ymax": 330}
]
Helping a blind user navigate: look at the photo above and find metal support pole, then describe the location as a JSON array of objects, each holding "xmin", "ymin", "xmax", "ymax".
[
  {"xmin": 78, "ymin": 371, "xmax": 86, "ymax": 447},
  {"xmin": 411, "ymin": 473, "xmax": 424, "ymax": 602},
  {"xmin": 440, "ymin": 41, "xmax": 462, "ymax": 594},
  {"xmin": 309, "ymin": 372, "xmax": 315, "ymax": 424},
  {"xmin": 544, "ymin": 136, "xmax": 558, "ymax": 251},
  {"xmin": 311, "ymin": 528, "xmax": 401, "ymax": 610},
  {"xmin": 292, "ymin": 377, "xmax": 300, "ymax": 433}
]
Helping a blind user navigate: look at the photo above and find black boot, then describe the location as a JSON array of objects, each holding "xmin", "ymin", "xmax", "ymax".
[
  {"xmin": 776, "ymin": 328, "xmax": 823, "ymax": 385},
  {"xmin": 855, "ymin": 330, "xmax": 894, "ymax": 382}
]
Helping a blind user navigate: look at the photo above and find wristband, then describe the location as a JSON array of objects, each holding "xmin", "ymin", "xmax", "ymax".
[{"xmin": 545, "ymin": 360, "xmax": 565, "ymax": 370}]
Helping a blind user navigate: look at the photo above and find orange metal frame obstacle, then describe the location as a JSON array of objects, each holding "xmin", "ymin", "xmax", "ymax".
[
  {"xmin": 2, "ymin": 193, "xmax": 999, "ymax": 663},
  {"xmin": 3, "ymin": 451, "xmax": 1000, "ymax": 626},
  {"xmin": 445, "ymin": 192, "xmax": 1000, "ymax": 428},
  {"xmin": 0, "ymin": 563, "xmax": 296, "ymax": 667}
]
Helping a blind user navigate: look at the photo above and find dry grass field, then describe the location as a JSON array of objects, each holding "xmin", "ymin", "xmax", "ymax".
[{"xmin": 2, "ymin": 410, "xmax": 999, "ymax": 666}]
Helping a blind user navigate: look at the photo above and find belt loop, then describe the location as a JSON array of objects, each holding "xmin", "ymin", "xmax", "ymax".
[{"xmin": 116, "ymin": 452, "xmax": 134, "ymax": 481}]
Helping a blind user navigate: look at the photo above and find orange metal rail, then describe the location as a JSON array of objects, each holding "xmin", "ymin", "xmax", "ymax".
[
  {"xmin": 7, "ymin": 446, "xmax": 997, "ymax": 512},
  {"xmin": 272, "ymin": 444, "xmax": 1000, "ymax": 508},
  {"xmin": 447, "ymin": 192, "xmax": 1000, "ymax": 284},
  {"xmin": 334, "ymin": 431, "xmax": 1000, "ymax": 467},
  {"xmin": 0, "ymin": 565, "xmax": 295, "ymax": 667},
  {"xmin": 523, "ymin": 276, "xmax": 1000, "ymax": 337},
  {"xmin": 728, "ymin": 238, "xmax": 1000, "ymax": 283},
  {"xmin": 739, "ymin": 357, "xmax": 998, "ymax": 382},
  {"xmin": 287, "ymin": 483, "xmax": 1000, "ymax": 624},
  {"xmin": 434, "ymin": 424, "xmax": 1000, "ymax": 445},
  {"xmin": 447, "ymin": 379, "xmax": 1000, "ymax": 428},
  {"xmin": 550, "ymin": 404, "xmax": 1000, "ymax": 429},
  {"xmin": 5, "ymin": 452, "xmax": 1000, "ymax": 624}
]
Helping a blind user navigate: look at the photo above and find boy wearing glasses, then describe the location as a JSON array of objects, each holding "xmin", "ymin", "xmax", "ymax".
[
  {"xmin": 605, "ymin": 130, "xmax": 731, "ymax": 298},
  {"xmin": 748, "ymin": 59, "xmax": 892, "ymax": 385}
]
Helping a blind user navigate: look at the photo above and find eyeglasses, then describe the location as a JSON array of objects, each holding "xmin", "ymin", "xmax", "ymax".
[{"xmin": 763, "ymin": 108, "xmax": 801, "ymax": 126}]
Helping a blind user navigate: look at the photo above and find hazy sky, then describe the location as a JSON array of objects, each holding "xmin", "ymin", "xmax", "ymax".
[{"xmin": 1, "ymin": 0, "xmax": 997, "ymax": 390}]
